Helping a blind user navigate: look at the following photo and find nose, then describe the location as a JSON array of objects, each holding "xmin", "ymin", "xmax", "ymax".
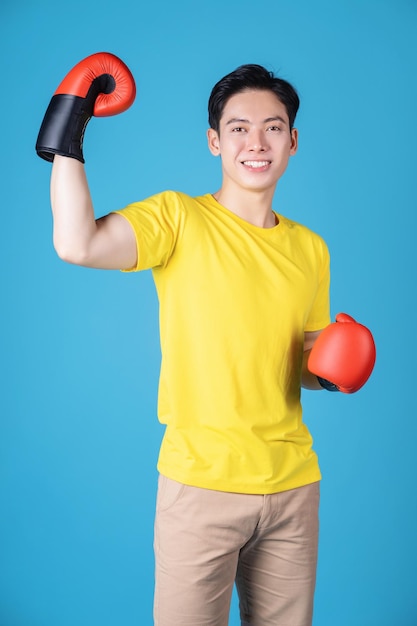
[{"xmin": 247, "ymin": 128, "xmax": 267, "ymax": 152}]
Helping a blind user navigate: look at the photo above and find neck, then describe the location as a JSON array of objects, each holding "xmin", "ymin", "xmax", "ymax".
[{"xmin": 212, "ymin": 184, "xmax": 277, "ymax": 228}]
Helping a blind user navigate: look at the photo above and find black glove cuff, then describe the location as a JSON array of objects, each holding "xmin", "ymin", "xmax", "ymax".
[
  {"xmin": 317, "ymin": 376, "xmax": 340, "ymax": 392},
  {"xmin": 36, "ymin": 74, "xmax": 116, "ymax": 163},
  {"xmin": 36, "ymin": 94, "xmax": 89, "ymax": 163}
]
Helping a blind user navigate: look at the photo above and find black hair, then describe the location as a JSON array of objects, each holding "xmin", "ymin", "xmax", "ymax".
[{"xmin": 208, "ymin": 64, "xmax": 300, "ymax": 133}]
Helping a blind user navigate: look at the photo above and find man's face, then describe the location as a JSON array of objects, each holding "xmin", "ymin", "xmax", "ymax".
[{"xmin": 207, "ymin": 89, "xmax": 298, "ymax": 195}]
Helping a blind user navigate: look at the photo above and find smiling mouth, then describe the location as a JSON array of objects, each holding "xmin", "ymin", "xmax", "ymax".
[{"xmin": 242, "ymin": 160, "xmax": 271, "ymax": 169}]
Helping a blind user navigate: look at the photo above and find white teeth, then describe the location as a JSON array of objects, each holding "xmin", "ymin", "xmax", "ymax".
[{"xmin": 243, "ymin": 161, "xmax": 270, "ymax": 168}]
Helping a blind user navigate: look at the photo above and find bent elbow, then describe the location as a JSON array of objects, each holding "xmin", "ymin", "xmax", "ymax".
[{"xmin": 53, "ymin": 237, "xmax": 90, "ymax": 266}]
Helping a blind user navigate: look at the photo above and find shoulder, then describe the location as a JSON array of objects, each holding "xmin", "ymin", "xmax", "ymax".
[
  {"xmin": 116, "ymin": 191, "xmax": 210, "ymax": 229},
  {"xmin": 150, "ymin": 190, "xmax": 209, "ymax": 211},
  {"xmin": 279, "ymin": 214, "xmax": 329, "ymax": 253},
  {"xmin": 119, "ymin": 190, "xmax": 194, "ymax": 218}
]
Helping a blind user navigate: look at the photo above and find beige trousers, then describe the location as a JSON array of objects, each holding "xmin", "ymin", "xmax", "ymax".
[{"xmin": 154, "ymin": 476, "xmax": 320, "ymax": 626}]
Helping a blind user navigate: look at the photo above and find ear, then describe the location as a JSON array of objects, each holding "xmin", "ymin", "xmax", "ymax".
[
  {"xmin": 207, "ymin": 128, "xmax": 220, "ymax": 156},
  {"xmin": 290, "ymin": 128, "xmax": 298, "ymax": 156}
]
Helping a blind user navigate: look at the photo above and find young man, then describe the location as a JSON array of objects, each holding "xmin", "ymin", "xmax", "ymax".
[{"xmin": 36, "ymin": 53, "xmax": 375, "ymax": 626}]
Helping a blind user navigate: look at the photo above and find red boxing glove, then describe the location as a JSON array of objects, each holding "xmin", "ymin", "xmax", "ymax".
[
  {"xmin": 36, "ymin": 52, "xmax": 136, "ymax": 163},
  {"xmin": 308, "ymin": 313, "xmax": 376, "ymax": 393}
]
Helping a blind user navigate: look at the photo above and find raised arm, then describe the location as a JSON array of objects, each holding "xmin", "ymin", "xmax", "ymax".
[
  {"xmin": 37, "ymin": 52, "xmax": 137, "ymax": 270},
  {"xmin": 50, "ymin": 156, "xmax": 137, "ymax": 269}
]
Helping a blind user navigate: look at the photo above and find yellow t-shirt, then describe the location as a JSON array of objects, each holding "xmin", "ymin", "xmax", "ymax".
[{"xmin": 115, "ymin": 191, "xmax": 331, "ymax": 494}]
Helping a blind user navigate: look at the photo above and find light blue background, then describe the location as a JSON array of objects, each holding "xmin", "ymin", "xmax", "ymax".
[{"xmin": 1, "ymin": 1, "xmax": 416, "ymax": 624}]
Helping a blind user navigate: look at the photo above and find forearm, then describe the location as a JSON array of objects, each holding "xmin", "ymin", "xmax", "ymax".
[
  {"xmin": 301, "ymin": 349, "xmax": 323, "ymax": 390},
  {"xmin": 50, "ymin": 155, "xmax": 98, "ymax": 264}
]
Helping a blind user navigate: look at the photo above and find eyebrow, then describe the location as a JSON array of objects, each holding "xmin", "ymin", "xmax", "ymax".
[{"xmin": 225, "ymin": 116, "xmax": 288, "ymax": 126}]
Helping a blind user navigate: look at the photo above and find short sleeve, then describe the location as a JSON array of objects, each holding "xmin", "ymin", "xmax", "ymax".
[
  {"xmin": 304, "ymin": 236, "xmax": 331, "ymax": 331},
  {"xmin": 113, "ymin": 191, "xmax": 185, "ymax": 272}
]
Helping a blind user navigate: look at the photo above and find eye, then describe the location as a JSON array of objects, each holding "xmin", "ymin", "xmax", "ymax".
[
  {"xmin": 267, "ymin": 125, "xmax": 283, "ymax": 132},
  {"xmin": 231, "ymin": 126, "xmax": 246, "ymax": 133}
]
